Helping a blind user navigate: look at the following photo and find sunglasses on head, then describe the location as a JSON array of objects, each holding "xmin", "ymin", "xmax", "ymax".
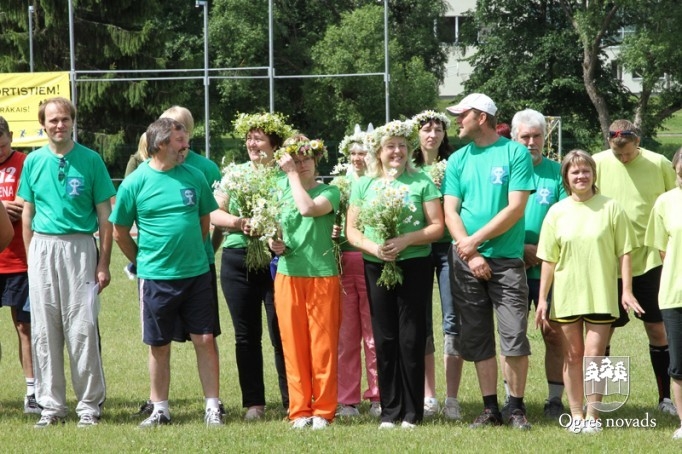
[{"xmin": 609, "ymin": 130, "xmax": 637, "ymax": 139}]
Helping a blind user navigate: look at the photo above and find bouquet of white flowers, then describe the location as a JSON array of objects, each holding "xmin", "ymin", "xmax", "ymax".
[
  {"xmin": 328, "ymin": 167, "xmax": 353, "ymax": 274},
  {"xmin": 354, "ymin": 179, "xmax": 418, "ymax": 288},
  {"xmin": 214, "ymin": 162, "xmax": 282, "ymax": 271},
  {"xmin": 428, "ymin": 159, "xmax": 448, "ymax": 188}
]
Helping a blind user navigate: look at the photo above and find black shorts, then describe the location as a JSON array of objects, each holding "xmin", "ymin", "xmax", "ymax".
[
  {"xmin": 0, "ymin": 272, "xmax": 31, "ymax": 323},
  {"xmin": 552, "ymin": 313, "xmax": 616, "ymax": 325},
  {"xmin": 612, "ymin": 266, "xmax": 663, "ymax": 328},
  {"xmin": 141, "ymin": 271, "xmax": 217, "ymax": 346}
]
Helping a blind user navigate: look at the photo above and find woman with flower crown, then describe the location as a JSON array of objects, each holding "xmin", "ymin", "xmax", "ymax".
[
  {"xmin": 333, "ymin": 129, "xmax": 381, "ymax": 419},
  {"xmin": 346, "ymin": 119, "xmax": 444, "ymax": 429},
  {"xmin": 411, "ymin": 110, "xmax": 464, "ymax": 421},
  {"xmin": 210, "ymin": 112, "xmax": 292, "ymax": 420},
  {"xmin": 268, "ymin": 134, "xmax": 341, "ymax": 430}
]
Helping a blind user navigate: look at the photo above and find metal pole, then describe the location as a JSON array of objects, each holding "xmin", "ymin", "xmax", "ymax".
[
  {"xmin": 68, "ymin": 0, "xmax": 77, "ymax": 140},
  {"xmin": 197, "ymin": 1, "xmax": 210, "ymax": 158},
  {"xmin": 383, "ymin": 0, "xmax": 390, "ymax": 123},
  {"xmin": 268, "ymin": 0, "xmax": 274, "ymax": 112},
  {"xmin": 28, "ymin": 6, "xmax": 34, "ymax": 72}
]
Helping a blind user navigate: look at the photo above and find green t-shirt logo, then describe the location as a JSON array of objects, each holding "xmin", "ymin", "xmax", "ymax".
[
  {"xmin": 489, "ymin": 166, "xmax": 508, "ymax": 185},
  {"xmin": 67, "ymin": 177, "xmax": 84, "ymax": 197},
  {"xmin": 181, "ymin": 188, "xmax": 197, "ymax": 206}
]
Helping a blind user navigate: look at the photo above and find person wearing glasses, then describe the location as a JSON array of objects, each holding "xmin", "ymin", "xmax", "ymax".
[
  {"xmin": 17, "ymin": 97, "xmax": 116, "ymax": 428},
  {"xmin": 594, "ymin": 119, "xmax": 678, "ymax": 416},
  {"xmin": 442, "ymin": 93, "xmax": 534, "ymax": 430}
]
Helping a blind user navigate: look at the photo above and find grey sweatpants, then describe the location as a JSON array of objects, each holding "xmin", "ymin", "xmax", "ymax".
[{"xmin": 28, "ymin": 233, "xmax": 106, "ymax": 418}]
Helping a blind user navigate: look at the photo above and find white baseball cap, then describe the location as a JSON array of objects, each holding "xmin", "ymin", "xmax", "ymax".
[{"xmin": 446, "ymin": 93, "xmax": 498, "ymax": 116}]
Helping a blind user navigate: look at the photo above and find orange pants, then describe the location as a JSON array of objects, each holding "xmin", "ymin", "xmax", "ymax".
[{"xmin": 274, "ymin": 273, "xmax": 341, "ymax": 421}]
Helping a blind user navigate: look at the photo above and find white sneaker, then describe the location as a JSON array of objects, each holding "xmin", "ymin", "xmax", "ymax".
[
  {"xmin": 378, "ymin": 421, "xmax": 396, "ymax": 429},
  {"xmin": 659, "ymin": 398, "xmax": 678, "ymax": 416},
  {"xmin": 443, "ymin": 397, "xmax": 462, "ymax": 420},
  {"xmin": 673, "ymin": 426, "xmax": 682, "ymax": 439},
  {"xmin": 335, "ymin": 404, "xmax": 360, "ymax": 417},
  {"xmin": 77, "ymin": 413, "xmax": 99, "ymax": 428},
  {"xmin": 311, "ymin": 416, "xmax": 329, "ymax": 430},
  {"xmin": 369, "ymin": 401, "xmax": 382, "ymax": 418},
  {"xmin": 401, "ymin": 421, "xmax": 416, "ymax": 429},
  {"xmin": 424, "ymin": 397, "xmax": 440, "ymax": 417},
  {"xmin": 291, "ymin": 417, "xmax": 311, "ymax": 429},
  {"xmin": 204, "ymin": 408, "xmax": 223, "ymax": 427}
]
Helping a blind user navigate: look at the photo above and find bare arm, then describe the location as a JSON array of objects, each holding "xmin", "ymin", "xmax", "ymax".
[
  {"xmin": 279, "ymin": 154, "xmax": 332, "ymax": 217},
  {"xmin": 0, "ymin": 203, "xmax": 13, "ymax": 251},
  {"xmin": 535, "ymin": 261, "xmax": 556, "ymax": 328},
  {"xmin": 620, "ymin": 253, "xmax": 644, "ymax": 316},
  {"xmin": 444, "ymin": 194, "xmax": 491, "ymax": 280},
  {"xmin": 2, "ymin": 198, "xmax": 23, "ymax": 223},
  {"xmin": 95, "ymin": 199, "xmax": 113, "ymax": 293},
  {"xmin": 113, "ymin": 224, "xmax": 138, "ymax": 264},
  {"xmin": 345, "ymin": 205, "xmax": 381, "ymax": 259},
  {"xmin": 210, "ymin": 192, "xmax": 254, "ymax": 235},
  {"xmin": 382, "ymin": 199, "xmax": 444, "ymax": 261},
  {"xmin": 21, "ymin": 201, "xmax": 35, "ymax": 258}
]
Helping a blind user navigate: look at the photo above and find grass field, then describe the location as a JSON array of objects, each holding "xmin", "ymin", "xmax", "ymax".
[{"xmin": 0, "ymin": 247, "xmax": 679, "ymax": 452}]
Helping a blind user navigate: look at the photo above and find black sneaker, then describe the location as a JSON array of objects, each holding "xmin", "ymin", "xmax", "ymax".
[
  {"xmin": 469, "ymin": 408, "xmax": 503, "ymax": 428},
  {"xmin": 136, "ymin": 399, "xmax": 154, "ymax": 416},
  {"xmin": 543, "ymin": 397, "xmax": 564, "ymax": 419},
  {"xmin": 508, "ymin": 409, "xmax": 532, "ymax": 430},
  {"xmin": 139, "ymin": 410, "xmax": 171, "ymax": 428},
  {"xmin": 24, "ymin": 394, "xmax": 43, "ymax": 415}
]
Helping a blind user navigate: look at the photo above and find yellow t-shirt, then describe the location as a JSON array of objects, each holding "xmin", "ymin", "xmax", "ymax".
[{"xmin": 594, "ymin": 148, "xmax": 676, "ymax": 275}]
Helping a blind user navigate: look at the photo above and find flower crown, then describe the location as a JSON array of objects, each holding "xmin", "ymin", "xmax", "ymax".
[
  {"xmin": 232, "ymin": 112, "xmax": 294, "ymax": 141},
  {"xmin": 338, "ymin": 132, "xmax": 368, "ymax": 158},
  {"xmin": 364, "ymin": 119, "xmax": 418, "ymax": 153},
  {"xmin": 412, "ymin": 110, "xmax": 451, "ymax": 128},
  {"xmin": 280, "ymin": 138, "xmax": 328, "ymax": 161}
]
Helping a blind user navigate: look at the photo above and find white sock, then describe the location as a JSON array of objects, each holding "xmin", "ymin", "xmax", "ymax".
[
  {"xmin": 205, "ymin": 397, "xmax": 220, "ymax": 411},
  {"xmin": 152, "ymin": 400, "xmax": 170, "ymax": 417},
  {"xmin": 26, "ymin": 378, "xmax": 35, "ymax": 396}
]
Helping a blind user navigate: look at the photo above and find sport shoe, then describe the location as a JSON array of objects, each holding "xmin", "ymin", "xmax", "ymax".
[
  {"xmin": 443, "ymin": 397, "xmax": 462, "ymax": 420},
  {"xmin": 469, "ymin": 408, "xmax": 503, "ymax": 429},
  {"xmin": 659, "ymin": 398, "xmax": 678, "ymax": 416},
  {"xmin": 424, "ymin": 397, "xmax": 440, "ymax": 418},
  {"xmin": 544, "ymin": 397, "xmax": 565, "ymax": 419},
  {"xmin": 123, "ymin": 263, "xmax": 137, "ymax": 280},
  {"xmin": 139, "ymin": 410, "xmax": 171, "ymax": 428},
  {"xmin": 290, "ymin": 417, "xmax": 311, "ymax": 429},
  {"xmin": 244, "ymin": 406, "xmax": 265, "ymax": 421},
  {"xmin": 34, "ymin": 415, "xmax": 64, "ymax": 428},
  {"xmin": 336, "ymin": 404, "xmax": 360, "ymax": 417},
  {"xmin": 311, "ymin": 416, "xmax": 329, "ymax": 430},
  {"xmin": 136, "ymin": 399, "xmax": 154, "ymax": 416},
  {"xmin": 580, "ymin": 418, "xmax": 602, "ymax": 434},
  {"xmin": 77, "ymin": 414, "xmax": 99, "ymax": 427},
  {"xmin": 205, "ymin": 408, "xmax": 223, "ymax": 427},
  {"xmin": 673, "ymin": 426, "xmax": 682, "ymax": 439},
  {"xmin": 24, "ymin": 394, "xmax": 43, "ymax": 415},
  {"xmin": 378, "ymin": 421, "xmax": 396, "ymax": 429},
  {"xmin": 401, "ymin": 421, "xmax": 416, "ymax": 429},
  {"xmin": 508, "ymin": 409, "xmax": 531, "ymax": 430},
  {"xmin": 369, "ymin": 401, "xmax": 382, "ymax": 418}
]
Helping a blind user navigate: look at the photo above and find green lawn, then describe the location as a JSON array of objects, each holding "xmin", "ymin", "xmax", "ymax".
[{"xmin": 0, "ymin": 247, "xmax": 678, "ymax": 452}]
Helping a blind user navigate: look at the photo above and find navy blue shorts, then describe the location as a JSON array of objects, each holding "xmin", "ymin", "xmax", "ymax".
[
  {"xmin": 0, "ymin": 272, "xmax": 31, "ymax": 323},
  {"xmin": 141, "ymin": 271, "xmax": 217, "ymax": 346}
]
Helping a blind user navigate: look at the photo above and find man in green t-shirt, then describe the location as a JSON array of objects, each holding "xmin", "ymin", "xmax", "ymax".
[
  {"xmin": 18, "ymin": 97, "xmax": 115, "ymax": 428},
  {"xmin": 110, "ymin": 118, "xmax": 222, "ymax": 428},
  {"xmin": 443, "ymin": 93, "xmax": 534, "ymax": 430},
  {"xmin": 594, "ymin": 119, "xmax": 678, "ymax": 416}
]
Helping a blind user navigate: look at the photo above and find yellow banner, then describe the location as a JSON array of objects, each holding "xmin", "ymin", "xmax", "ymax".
[{"xmin": 0, "ymin": 72, "xmax": 71, "ymax": 148}]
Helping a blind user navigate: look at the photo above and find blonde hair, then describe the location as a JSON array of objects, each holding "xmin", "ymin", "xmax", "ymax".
[
  {"xmin": 160, "ymin": 106, "xmax": 194, "ymax": 138},
  {"xmin": 365, "ymin": 134, "xmax": 418, "ymax": 178},
  {"xmin": 137, "ymin": 133, "xmax": 148, "ymax": 160}
]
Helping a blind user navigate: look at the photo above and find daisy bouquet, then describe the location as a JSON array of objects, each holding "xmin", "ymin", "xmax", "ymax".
[
  {"xmin": 428, "ymin": 159, "xmax": 448, "ymax": 187},
  {"xmin": 354, "ymin": 179, "xmax": 418, "ymax": 288},
  {"xmin": 214, "ymin": 162, "xmax": 281, "ymax": 271},
  {"xmin": 328, "ymin": 163, "xmax": 353, "ymax": 273}
]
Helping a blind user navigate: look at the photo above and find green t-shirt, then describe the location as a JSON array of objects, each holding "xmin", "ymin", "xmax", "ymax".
[
  {"xmin": 17, "ymin": 143, "xmax": 116, "ymax": 234},
  {"xmin": 594, "ymin": 148, "xmax": 676, "ymax": 275},
  {"xmin": 184, "ymin": 151, "xmax": 222, "ymax": 265},
  {"xmin": 537, "ymin": 194, "xmax": 637, "ymax": 319},
  {"xmin": 443, "ymin": 137, "xmax": 534, "ymax": 259},
  {"xmin": 109, "ymin": 161, "xmax": 218, "ymax": 280},
  {"xmin": 524, "ymin": 157, "xmax": 566, "ymax": 279},
  {"xmin": 337, "ymin": 173, "xmax": 361, "ymax": 253},
  {"xmin": 419, "ymin": 164, "xmax": 452, "ymax": 245},
  {"xmin": 277, "ymin": 181, "xmax": 340, "ymax": 277},
  {"xmin": 350, "ymin": 171, "xmax": 441, "ymax": 263},
  {"xmin": 645, "ymin": 187, "xmax": 682, "ymax": 310}
]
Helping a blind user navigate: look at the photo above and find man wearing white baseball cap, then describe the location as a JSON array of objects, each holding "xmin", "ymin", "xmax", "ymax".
[{"xmin": 442, "ymin": 93, "xmax": 534, "ymax": 430}]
